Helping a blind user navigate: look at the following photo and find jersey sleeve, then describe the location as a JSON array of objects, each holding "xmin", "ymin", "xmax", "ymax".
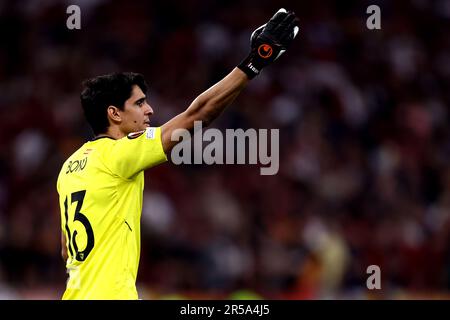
[{"xmin": 108, "ymin": 127, "xmax": 168, "ymax": 179}]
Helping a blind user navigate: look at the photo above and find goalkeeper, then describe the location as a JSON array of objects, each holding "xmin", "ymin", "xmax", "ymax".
[{"xmin": 57, "ymin": 8, "xmax": 299, "ymax": 299}]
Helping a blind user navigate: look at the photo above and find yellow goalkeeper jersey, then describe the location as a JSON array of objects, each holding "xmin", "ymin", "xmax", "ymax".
[{"xmin": 57, "ymin": 127, "xmax": 167, "ymax": 300}]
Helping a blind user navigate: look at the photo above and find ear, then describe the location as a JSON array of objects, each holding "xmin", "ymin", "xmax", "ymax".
[{"xmin": 107, "ymin": 105, "xmax": 122, "ymax": 123}]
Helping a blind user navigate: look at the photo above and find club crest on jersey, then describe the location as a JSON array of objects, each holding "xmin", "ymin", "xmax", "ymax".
[{"xmin": 127, "ymin": 130, "xmax": 145, "ymax": 139}]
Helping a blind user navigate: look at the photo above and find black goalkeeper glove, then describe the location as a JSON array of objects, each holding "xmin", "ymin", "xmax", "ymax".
[{"xmin": 238, "ymin": 8, "xmax": 300, "ymax": 79}]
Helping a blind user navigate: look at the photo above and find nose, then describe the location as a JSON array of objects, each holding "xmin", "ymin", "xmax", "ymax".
[{"xmin": 145, "ymin": 103, "xmax": 154, "ymax": 115}]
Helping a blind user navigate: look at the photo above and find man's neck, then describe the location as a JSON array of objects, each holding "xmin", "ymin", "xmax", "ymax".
[
  {"xmin": 96, "ymin": 127, "xmax": 125, "ymax": 140},
  {"xmin": 98, "ymin": 126, "xmax": 125, "ymax": 140}
]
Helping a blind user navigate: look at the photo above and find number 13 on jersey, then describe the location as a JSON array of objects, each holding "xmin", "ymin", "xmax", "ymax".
[{"xmin": 63, "ymin": 190, "xmax": 95, "ymax": 262}]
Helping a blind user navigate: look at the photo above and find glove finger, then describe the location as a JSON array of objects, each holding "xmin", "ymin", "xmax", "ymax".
[
  {"xmin": 265, "ymin": 8, "xmax": 288, "ymax": 31},
  {"xmin": 272, "ymin": 13, "xmax": 295, "ymax": 38},
  {"xmin": 280, "ymin": 19, "xmax": 300, "ymax": 43},
  {"xmin": 278, "ymin": 12, "xmax": 297, "ymax": 31},
  {"xmin": 269, "ymin": 8, "xmax": 288, "ymax": 23},
  {"xmin": 251, "ymin": 24, "xmax": 266, "ymax": 42}
]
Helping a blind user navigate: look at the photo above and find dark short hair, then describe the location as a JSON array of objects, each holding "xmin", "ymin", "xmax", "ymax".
[{"xmin": 80, "ymin": 72, "xmax": 148, "ymax": 135}]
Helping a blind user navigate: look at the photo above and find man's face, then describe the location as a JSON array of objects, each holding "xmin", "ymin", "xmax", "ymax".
[{"xmin": 120, "ymin": 85, "xmax": 153, "ymax": 134}]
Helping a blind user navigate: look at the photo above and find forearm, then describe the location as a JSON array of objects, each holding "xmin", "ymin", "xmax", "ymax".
[
  {"xmin": 161, "ymin": 68, "xmax": 248, "ymax": 152},
  {"xmin": 185, "ymin": 67, "xmax": 249, "ymax": 127}
]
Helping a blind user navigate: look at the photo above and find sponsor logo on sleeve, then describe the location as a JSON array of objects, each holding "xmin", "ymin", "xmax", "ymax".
[{"xmin": 146, "ymin": 127, "xmax": 156, "ymax": 139}]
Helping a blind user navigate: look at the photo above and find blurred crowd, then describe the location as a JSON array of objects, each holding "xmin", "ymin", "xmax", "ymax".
[{"xmin": 0, "ymin": 0, "xmax": 450, "ymax": 299}]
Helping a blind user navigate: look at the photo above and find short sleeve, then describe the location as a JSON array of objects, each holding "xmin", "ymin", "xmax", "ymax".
[{"xmin": 108, "ymin": 127, "xmax": 167, "ymax": 179}]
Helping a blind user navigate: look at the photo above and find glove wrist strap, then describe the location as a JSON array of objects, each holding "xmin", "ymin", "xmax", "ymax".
[{"xmin": 237, "ymin": 53, "xmax": 261, "ymax": 79}]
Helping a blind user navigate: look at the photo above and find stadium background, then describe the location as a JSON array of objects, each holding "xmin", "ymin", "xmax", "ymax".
[{"xmin": 0, "ymin": 0, "xmax": 449, "ymax": 299}]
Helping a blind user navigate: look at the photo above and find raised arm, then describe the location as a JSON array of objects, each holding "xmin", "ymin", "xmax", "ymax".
[
  {"xmin": 160, "ymin": 8, "xmax": 299, "ymax": 154},
  {"xmin": 161, "ymin": 68, "xmax": 248, "ymax": 153}
]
